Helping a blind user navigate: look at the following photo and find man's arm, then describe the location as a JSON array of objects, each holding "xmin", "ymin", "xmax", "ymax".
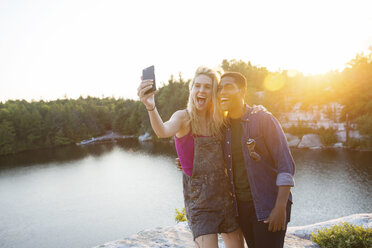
[
  {"xmin": 261, "ymin": 113, "xmax": 295, "ymax": 231},
  {"xmin": 262, "ymin": 113, "xmax": 295, "ymax": 187},
  {"xmin": 264, "ymin": 186, "xmax": 290, "ymax": 232}
]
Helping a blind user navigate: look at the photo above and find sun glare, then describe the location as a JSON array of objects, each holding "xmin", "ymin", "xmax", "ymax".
[
  {"xmin": 264, "ymin": 74, "xmax": 286, "ymax": 91},
  {"xmin": 286, "ymin": 70, "xmax": 298, "ymax": 78}
]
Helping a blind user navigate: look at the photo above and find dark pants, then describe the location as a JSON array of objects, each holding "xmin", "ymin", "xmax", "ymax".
[{"xmin": 237, "ymin": 200, "xmax": 291, "ymax": 248}]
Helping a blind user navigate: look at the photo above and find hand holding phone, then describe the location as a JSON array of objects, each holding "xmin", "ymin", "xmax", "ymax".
[
  {"xmin": 142, "ymin": 65, "xmax": 156, "ymax": 95},
  {"xmin": 138, "ymin": 65, "xmax": 156, "ymax": 110}
]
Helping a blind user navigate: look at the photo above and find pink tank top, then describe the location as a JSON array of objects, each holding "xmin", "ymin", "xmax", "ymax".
[{"xmin": 174, "ymin": 130, "xmax": 194, "ymax": 176}]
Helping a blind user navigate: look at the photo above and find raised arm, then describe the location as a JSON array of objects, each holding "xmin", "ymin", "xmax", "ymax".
[{"xmin": 137, "ymin": 79, "xmax": 187, "ymax": 138}]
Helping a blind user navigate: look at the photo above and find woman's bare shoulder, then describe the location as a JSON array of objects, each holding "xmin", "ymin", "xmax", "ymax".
[
  {"xmin": 172, "ymin": 109, "xmax": 189, "ymax": 121},
  {"xmin": 174, "ymin": 110, "xmax": 190, "ymax": 137}
]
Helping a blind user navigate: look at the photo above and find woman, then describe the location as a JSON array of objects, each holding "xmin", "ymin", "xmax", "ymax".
[{"xmin": 137, "ymin": 67, "xmax": 244, "ymax": 248}]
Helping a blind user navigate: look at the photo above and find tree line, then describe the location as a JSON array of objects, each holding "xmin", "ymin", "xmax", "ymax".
[
  {"xmin": 0, "ymin": 52, "xmax": 371, "ymax": 155},
  {"xmin": 0, "ymin": 75, "xmax": 189, "ymax": 155}
]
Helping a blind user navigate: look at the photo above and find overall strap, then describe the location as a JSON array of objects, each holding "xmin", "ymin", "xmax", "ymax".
[{"xmin": 185, "ymin": 109, "xmax": 193, "ymax": 136}]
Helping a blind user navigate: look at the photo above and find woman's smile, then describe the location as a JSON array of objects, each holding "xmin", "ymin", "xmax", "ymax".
[
  {"xmin": 192, "ymin": 74, "xmax": 213, "ymax": 111},
  {"xmin": 196, "ymin": 95, "xmax": 207, "ymax": 107}
]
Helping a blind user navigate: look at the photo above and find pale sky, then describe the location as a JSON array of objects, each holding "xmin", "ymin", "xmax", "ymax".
[{"xmin": 1, "ymin": 0, "xmax": 371, "ymax": 102}]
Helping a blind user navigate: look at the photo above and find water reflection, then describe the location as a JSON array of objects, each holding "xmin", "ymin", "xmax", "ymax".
[
  {"xmin": 116, "ymin": 139, "xmax": 177, "ymax": 156},
  {"xmin": 0, "ymin": 139, "xmax": 177, "ymax": 172},
  {"xmin": 0, "ymin": 139, "xmax": 183, "ymax": 248},
  {"xmin": 0, "ymin": 141, "xmax": 371, "ymax": 248},
  {"xmin": 290, "ymin": 148, "xmax": 372, "ymax": 226}
]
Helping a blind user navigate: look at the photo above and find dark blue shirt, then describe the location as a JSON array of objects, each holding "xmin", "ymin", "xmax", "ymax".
[
  {"xmin": 230, "ymin": 118, "xmax": 252, "ymax": 202},
  {"xmin": 223, "ymin": 105, "xmax": 295, "ymax": 221}
]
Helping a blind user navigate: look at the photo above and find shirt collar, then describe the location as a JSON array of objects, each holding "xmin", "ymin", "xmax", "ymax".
[
  {"xmin": 227, "ymin": 104, "xmax": 251, "ymax": 124},
  {"xmin": 241, "ymin": 104, "xmax": 252, "ymax": 122}
]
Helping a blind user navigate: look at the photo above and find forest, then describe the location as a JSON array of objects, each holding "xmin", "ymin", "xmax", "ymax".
[{"xmin": 0, "ymin": 52, "xmax": 371, "ymax": 155}]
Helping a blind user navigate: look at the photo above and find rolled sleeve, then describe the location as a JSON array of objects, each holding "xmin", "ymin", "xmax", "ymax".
[
  {"xmin": 277, "ymin": 172, "xmax": 295, "ymax": 186},
  {"xmin": 262, "ymin": 113, "xmax": 296, "ymax": 187}
]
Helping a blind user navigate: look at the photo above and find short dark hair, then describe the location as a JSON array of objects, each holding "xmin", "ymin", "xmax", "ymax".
[{"xmin": 221, "ymin": 72, "xmax": 247, "ymax": 90}]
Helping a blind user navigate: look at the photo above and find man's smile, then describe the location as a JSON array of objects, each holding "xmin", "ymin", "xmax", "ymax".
[{"xmin": 220, "ymin": 97, "xmax": 230, "ymax": 103}]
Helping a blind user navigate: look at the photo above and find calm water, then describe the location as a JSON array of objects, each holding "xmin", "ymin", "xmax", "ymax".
[{"xmin": 0, "ymin": 139, "xmax": 371, "ymax": 248}]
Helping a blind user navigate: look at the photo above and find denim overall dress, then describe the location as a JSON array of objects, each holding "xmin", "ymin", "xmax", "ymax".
[{"xmin": 182, "ymin": 135, "xmax": 239, "ymax": 240}]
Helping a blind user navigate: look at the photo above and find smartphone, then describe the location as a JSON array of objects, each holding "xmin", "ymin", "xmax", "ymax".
[{"xmin": 142, "ymin": 65, "xmax": 156, "ymax": 95}]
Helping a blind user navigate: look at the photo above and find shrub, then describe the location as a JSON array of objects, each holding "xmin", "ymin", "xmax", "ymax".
[
  {"xmin": 317, "ymin": 127, "xmax": 338, "ymax": 146},
  {"xmin": 175, "ymin": 208, "xmax": 187, "ymax": 223},
  {"xmin": 284, "ymin": 120, "xmax": 316, "ymax": 138},
  {"xmin": 345, "ymin": 138, "xmax": 371, "ymax": 149},
  {"xmin": 311, "ymin": 222, "xmax": 372, "ymax": 248},
  {"xmin": 345, "ymin": 138, "xmax": 364, "ymax": 149},
  {"xmin": 357, "ymin": 114, "xmax": 372, "ymax": 139},
  {"xmin": 285, "ymin": 123, "xmax": 338, "ymax": 146}
]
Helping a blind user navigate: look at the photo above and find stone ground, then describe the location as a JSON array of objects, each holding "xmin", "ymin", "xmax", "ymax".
[{"xmin": 93, "ymin": 213, "xmax": 371, "ymax": 248}]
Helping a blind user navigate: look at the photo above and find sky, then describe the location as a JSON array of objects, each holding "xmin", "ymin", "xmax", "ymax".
[{"xmin": 0, "ymin": 0, "xmax": 371, "ymax": 102}]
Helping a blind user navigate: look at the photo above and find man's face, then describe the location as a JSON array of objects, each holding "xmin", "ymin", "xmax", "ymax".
[{"xmin": 218, "ymin": 76, "xmax": 244, "ymax": 112}]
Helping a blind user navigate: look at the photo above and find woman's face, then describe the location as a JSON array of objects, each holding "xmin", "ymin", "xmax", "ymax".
[{"xmin": 191, "ymin": 74, "xmax": 213, "ymax": 112}]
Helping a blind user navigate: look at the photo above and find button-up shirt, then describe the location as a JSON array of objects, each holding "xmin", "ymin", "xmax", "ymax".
[{"xmin": 223, "ymin": 105, "xmax": 296, "ymax": 221}]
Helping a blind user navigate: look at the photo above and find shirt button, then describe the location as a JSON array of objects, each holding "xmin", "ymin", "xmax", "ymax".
[
  {"xmin": 227, "ymin": 141, "xmax": 230, "ymax": 144},
  {"xmin": 229, "ymin": 168, "xmax": 232, "ymax": 171},
  {"xmin": 228, "ymin": 155, "xmax": 231, "ymax": 158}
]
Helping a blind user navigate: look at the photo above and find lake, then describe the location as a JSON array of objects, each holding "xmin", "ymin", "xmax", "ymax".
[{"xmin": 0, "ymin": 139, "xmax": 371, "ymax": 248}]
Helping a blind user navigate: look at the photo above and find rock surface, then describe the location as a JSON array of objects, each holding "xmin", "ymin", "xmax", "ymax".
[
  {"xmin": 336, "ymin": 130, "xmax": 365, "ymax": 143},
  {"xmin": 298, "ymin": 134, "xmax": 322, "ymax": 149},
  {"xmin": 92, "ymin": 222, "xmax": 315, "ymax": 248},
  {"xmin": 286, "ymin": 133, "xmax": 301, "ymax": 147},
  {"xmin": 92, "ymin": 213, "xmax": 372, "ymax": 248},
  {"xmin": 332, "ymin": 142, "xmax": 344, "ymax": 148}
]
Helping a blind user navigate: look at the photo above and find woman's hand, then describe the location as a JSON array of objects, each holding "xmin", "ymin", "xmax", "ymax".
[
  {"xmin": 137, "ymin": 78, "xmax": 188, "ymax": 138},
  {"xmin": 251, "ymin": 104, "xmax": 269, "ymax": 114},
  {"xmin": 137, "ymin": 79, "xmax": 156, "ymax": 110}
]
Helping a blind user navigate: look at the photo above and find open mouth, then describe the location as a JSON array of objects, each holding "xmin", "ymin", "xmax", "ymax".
[{"xmin": 196, "ymin": 95, "xmax": 207, "ymax": 107}]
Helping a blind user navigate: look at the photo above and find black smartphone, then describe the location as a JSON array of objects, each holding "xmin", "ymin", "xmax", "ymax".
[{"xmin": 142, "ymin": 65, "xmax": 156, "ymax": 95}]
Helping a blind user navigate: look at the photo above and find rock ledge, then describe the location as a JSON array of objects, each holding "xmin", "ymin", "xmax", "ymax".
[{"xmin": 93, "ymin": 213, "xmax": 371, "ymax": 248}]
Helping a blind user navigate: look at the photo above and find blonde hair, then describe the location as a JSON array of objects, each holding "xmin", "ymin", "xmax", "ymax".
[{"xmin": 186, "ymin": 66, "xmax": 224, "ymax": 138}]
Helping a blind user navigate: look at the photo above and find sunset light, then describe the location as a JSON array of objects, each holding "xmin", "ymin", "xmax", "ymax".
[
  {"xmin": 1, "ymin": 1, "xmax": 372, "ymax": 248},
  {"xmin": 0, "ymin": 0, "xmax": 371, "ymax": 102},
  {"xmin": 264, "ymin": 74, "xmax": 286, "ymax": 91}
]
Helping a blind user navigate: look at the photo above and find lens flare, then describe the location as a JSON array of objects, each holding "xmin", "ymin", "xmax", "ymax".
[
  {"xmin": 286, "ymin": 70, "xmax": 298, "ymax": 78},
  {"xmin": 264, "ymin": 74, "xmax": 286, "ymax": 91}
]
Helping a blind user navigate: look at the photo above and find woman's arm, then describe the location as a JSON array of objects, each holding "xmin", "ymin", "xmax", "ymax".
[{"xmin": 138, "ymin": 79, "xmax": 187, "ymax": 138}]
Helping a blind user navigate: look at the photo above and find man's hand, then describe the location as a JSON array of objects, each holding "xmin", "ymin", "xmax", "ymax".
[
  {"xmin": 264, "ymin": 205, "xmax": 286, "ymax": 232},
  {"xmin": 175, "ymin": 158, "xmax": 182, "ymax": 171}
]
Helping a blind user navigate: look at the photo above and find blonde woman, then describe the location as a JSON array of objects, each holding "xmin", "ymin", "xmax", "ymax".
[{"xmin": 137, "ymin": 67, "xmax": 244, "ymax": 248}]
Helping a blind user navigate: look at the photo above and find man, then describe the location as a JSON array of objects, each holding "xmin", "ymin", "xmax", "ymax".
[{"xmin": 218, "ymin": 72, "xmax": 295, "ymax": 248}]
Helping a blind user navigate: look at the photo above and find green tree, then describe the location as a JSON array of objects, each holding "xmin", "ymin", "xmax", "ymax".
[
  {"xmin": 357, "ymin": 114, "xmax": 372, "ymax": 146},
  {"xmin": 54, "ymin": 129, "xmax": 71, "ymax": 145},
  {"xmin": 0, "ymin": 120, "xmax": 16, "ymax": 154}
]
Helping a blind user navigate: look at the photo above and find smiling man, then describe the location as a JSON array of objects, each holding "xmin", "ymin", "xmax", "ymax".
[{"xmin": 218, "ymin": 72, "xmax": 295, "ymax": 248}]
